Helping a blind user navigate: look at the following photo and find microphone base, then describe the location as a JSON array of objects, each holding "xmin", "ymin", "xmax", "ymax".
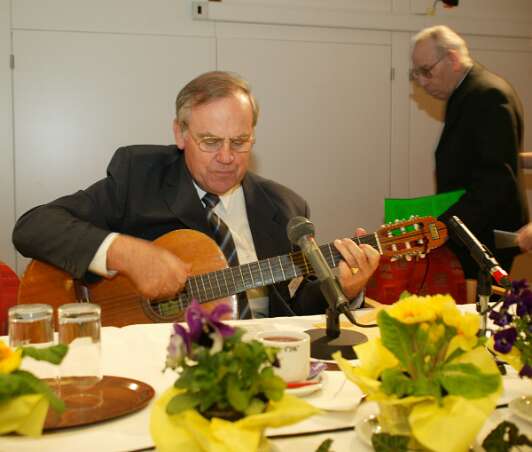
[{"xmin": 305, "ymin": 328, "xmax": 368, "ymax": 360}]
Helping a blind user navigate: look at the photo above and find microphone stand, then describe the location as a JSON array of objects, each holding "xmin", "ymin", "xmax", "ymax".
[
  {"xmin": 476, "ymin": 268, "xmax": 492, "ymax": 337},
  {"xmin": 305, "ymin": 277, "xmax": 368, "ymax": 360}
]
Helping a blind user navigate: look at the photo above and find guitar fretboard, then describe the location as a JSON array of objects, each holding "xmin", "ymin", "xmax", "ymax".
[{"xmin": 155, "ymin": 233, "xmax": 379, "ymax": 317}]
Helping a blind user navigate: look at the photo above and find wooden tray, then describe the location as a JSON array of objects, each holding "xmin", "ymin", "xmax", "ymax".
[{"xmin": 44, "ymin": 375, "xmax": 155, "ymax": 430}]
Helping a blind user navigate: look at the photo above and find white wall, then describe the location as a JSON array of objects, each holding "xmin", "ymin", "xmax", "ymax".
[{"xmin": 1, "ymin": 0, "xmax": 531, "ymax": 274}]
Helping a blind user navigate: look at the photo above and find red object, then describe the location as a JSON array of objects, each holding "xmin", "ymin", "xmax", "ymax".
[
  {"xmin": 365, "ymin": 245, "xmax": 467, "ymax": 304},
  {"xmin": 286, "ymin": 380, "xmax": 321, "ymax": 389},
  {"xmin": 0, "ymin": 261, "xmax": 20, "ymax": 335}
]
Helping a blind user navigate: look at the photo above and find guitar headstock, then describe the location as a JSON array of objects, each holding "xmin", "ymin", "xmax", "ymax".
[{"xmin": 376, "ymin": 216, "xmax": 448, "ymax": 261}]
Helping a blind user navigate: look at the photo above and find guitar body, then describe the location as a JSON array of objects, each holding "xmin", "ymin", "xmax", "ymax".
[{"xmin": 18, "ymin": 230, "xmax": 234, "ymax": 327}]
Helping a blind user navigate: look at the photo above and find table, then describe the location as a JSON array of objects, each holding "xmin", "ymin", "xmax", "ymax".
[{"xmin": 2, "ymin": 309, "xmax": 530, "ymax": 452}]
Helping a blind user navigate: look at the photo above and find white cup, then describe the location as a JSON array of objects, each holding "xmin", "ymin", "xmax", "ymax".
[{"xmin": 256, "ymin": 330, "xmax": 310, "ymax": 383}]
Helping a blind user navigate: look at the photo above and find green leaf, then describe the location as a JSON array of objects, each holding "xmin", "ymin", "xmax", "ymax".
[
  {"xmin": 227, "ymin": 375, "xmax": 250, "ymax": 412},
  {"xmin": 166, "ymin": 393, "xmax": 200, "ymax": 415},
  {"xmin": 259, "ymin": 367, "xmax": 285, "ymax": 402},
  {"xmin": 439, "ymin": 363, "xmax": 500, "ymax": 398},
  {"xmin": 372, "ymin": 433, "xmax": 409, "ymax": 452},
  {"xmin": 2, "ymin": 370, "xmax": 65, "ymax": 412},
  {"xmin": 377, "ymin": 310, "xmax": 414, "ymax": 369},
  {"xmin": 315, "ymin": 438, "xmax": 334, "ymax": 452},
  {"xmin": 22, "ymin": 344, "xmax": 68, "ymax": 364},
  {"xmin": 482, "ymin": 421, "xmax": 532, "ymax": 452},
  {"xmin": 244, "ymin": 397, "xmax": 265, "ymax": 416},
  {"xmin": 380, "ymin": 369, "xmax": 414, "ymax": 397}
]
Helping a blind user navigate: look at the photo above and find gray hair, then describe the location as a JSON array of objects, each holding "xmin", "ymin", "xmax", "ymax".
[
  {"xmin": 175, "ymin": 71, "xmax": 259, "ymax": 130},
  {"xmin": 413, "ymin": 25, "xmax": 472, "ymax": 66}
]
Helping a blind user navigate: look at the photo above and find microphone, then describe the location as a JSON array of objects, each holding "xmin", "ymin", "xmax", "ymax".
[
  {"xmin": 447, "ymin": 216, "xmax": 511, "ymax": 288},
  {"xmin": 286, "ymin": 217, "xmax": 368, "ymax": 359},
  {"xmin": 286, "ymin": 217, "xmax": 355, "ymax": 323}
]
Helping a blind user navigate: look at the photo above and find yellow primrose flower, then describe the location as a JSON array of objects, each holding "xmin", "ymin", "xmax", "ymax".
[
  {"xmin": 427, "ymin": 323, "xmax": 445, "ymax": 343},
  {"xmin": 0, "ymin": 340, "xmax": 22, "ymax": 374},
  {"xmin": 428, "ymin": 294, "xmax": 458, "ymax": 319},
  {"xmin": 387, "ymin": 296, "xmax": 436, "ymax": 324},
  {"xmin": 445, "ymin": 312, "xmax": 480, "ymax": 354}
]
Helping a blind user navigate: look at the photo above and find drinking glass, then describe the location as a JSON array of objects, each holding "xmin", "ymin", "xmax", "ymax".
[
  {"xmin": 8, "ymin": 303, "xmax": 57, "ymax": 379},
  {"xmin": 58, "ymin": 303, "xmax": 102, "ymax": 407}
]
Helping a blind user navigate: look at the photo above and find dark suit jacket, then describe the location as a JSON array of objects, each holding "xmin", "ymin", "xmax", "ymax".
[
  {"xmin": 436, "ymin": 63, "xmax": 529, "ymax": 277},
  {"xmin": 13, "ymin": 145, "xmax": 327, "ymax": 316}
]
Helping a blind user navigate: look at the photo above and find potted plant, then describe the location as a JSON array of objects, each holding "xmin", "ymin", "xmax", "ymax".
[
  {"xmin": 150, "ymin": 301, "xmax": 319, "ymax": 452},
  {"xmin": 0, "ymin": 340, "xmax": 67, "ymax": 436},
  {"xmin": 334, "ymin": 294, "xmax": 502, "ymax": 452},
  {"xmin": 488, "ymin": 279, "xmax": 531, "ymax": 377}
]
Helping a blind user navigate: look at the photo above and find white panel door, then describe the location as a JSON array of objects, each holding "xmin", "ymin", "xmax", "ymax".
[
  {"xmin": 13, "ymin": 30, "xmax": 215, "ymax": 270},
  {"xmin": 218, "ymin": 38, "xmax": 391, "ymax": 242}
]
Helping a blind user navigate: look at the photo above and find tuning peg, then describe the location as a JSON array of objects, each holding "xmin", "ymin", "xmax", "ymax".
[
  {"xmin": 390, "ymin": 256, "xmax": 398, "ymax": 262},
  {"xmin": 405, "ymin": 255, "xmax": 412, "ymax": 261},
  {"xmin": 419, "ymin": 253, "xmax": 426, "ymax": 259}
]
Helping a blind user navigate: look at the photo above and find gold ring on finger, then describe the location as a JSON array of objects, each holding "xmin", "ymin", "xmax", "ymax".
[{"xmin": 350, "ymin": 267, "xmax": 359, "ymax": 276}]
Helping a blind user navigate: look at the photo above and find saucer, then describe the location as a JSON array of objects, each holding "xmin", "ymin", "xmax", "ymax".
[
  {"xmin": 509, "ymin": 395, "xmax": 532, "ymax": 423},
  {"xmin": 355, "ymin": 414, "xmax": 482, "ymax": 450},
  {"xmin": 355, "ymin": 415, "xmax": 382, "ymax": 447},
  {"xmin": 285, "ymin": 374, "xmax": 324, "ymax": 397}
]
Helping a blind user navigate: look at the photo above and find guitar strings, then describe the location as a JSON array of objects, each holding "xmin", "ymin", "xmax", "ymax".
[{"xmin": 153, "ymin": 224, "xmax": 439, "ymax": 317}]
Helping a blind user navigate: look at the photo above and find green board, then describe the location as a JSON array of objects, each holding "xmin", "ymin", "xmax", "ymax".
[{"xmin": 384, "ymin": 189, "xmax": 465, "ymax": 223}]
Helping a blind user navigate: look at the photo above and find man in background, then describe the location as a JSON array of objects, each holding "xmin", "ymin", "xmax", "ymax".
[
  {"xmin": 411, "ymin": 25, "xmax": 529, "ymax": 278},
  {"xmin": 13, "ymin": 71, "xmax": 379, "ymax": 319}
]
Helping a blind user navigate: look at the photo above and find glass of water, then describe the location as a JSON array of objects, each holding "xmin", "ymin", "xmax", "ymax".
[
  {"xmin": 58, "ymin": 303, "xmax": 102, "ymax": 406},
  {"xmin": 8, "ymin": 303, "xmax": 54, "ymax": 346},
  {"xmin": 8, "ymin": 304, "xmax": 56, "ymax": 379}
]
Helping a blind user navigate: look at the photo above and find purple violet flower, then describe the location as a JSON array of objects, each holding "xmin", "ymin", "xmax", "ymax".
[
  {"xmin": 511, "ymin": 279, "xmax": 529, "ymax": 292},
  {"xmin": 517, "ymin": 289, "xmax": 532, "ymax": 317},
  {"xmin": 519, "ymin": 363, "xmax": 532, "ymax": 378},
  {"xmin": 493, "ymin": 328, "xmax": 517, "ymax": 354},
  {"xmin": 489, "ymin": 309, "xmax": 512, "ymax": 327},
  {"xmin": 165, "ymin": 323, "xmax": 190, "ymax": 370},
  {"xmin": 185, "ymin": 300, "xmax": 235, "ymax": 343},
  {"xmin": 165, "ymin": 300, "xmax": 236, "ymax": 363}
]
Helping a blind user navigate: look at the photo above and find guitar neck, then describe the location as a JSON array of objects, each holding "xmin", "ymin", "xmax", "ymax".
[{"xmin": 164, "ymin": 233, "xmax": 379, "ymax": 313}]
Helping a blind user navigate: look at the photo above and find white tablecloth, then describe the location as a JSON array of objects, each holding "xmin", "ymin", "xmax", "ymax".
[{"xmin": 1, "ymin": 310, "xmax": 530, "ymax": 452}]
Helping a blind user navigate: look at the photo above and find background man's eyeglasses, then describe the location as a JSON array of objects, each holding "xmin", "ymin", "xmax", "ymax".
[
  {"xmin": 409, "ymin": 54, "xmax": 446, "ymax": 80},
  {"xmin": 189, "ymin": 132, "xmax": 255, "ymax": 154}
]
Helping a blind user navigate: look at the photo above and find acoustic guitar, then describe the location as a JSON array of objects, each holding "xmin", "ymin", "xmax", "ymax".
[{"xmin": 18, "ymin": 217, "xmax": 447, "ymax": 327}]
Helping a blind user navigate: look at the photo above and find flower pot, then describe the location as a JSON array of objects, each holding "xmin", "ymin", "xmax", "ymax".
[
  {"xmin": 377, "ymin": 402, "xmax": 426, "ymax": 450},
  {"xmin": 150, "ymin": 387, "xmax": 319, "ymax": 452}
]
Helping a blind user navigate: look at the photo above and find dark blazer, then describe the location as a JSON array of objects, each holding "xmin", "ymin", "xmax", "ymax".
[
  {"xmin": 436, "ymin": 63, "xmax": 529, "ymax": 277},
  {"xmin": 13, "ymin": 145, "xmax": 327, "ymax": 316}
]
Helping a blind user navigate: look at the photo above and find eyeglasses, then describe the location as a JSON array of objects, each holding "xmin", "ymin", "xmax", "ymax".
[
  {"xmin": 187, "ymin": 130, "xmax": 255, "ymax": 154},
  {"xmin": 409, "ymin": 54, "xmax": 446, "ymax": 80}
]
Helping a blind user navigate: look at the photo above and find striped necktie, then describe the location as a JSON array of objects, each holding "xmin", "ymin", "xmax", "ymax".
[{"xmin": 202, "ymin": 193, "xmax": 251, "ymax": 318}]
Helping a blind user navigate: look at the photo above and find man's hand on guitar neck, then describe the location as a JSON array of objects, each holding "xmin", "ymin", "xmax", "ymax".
[
  {"xmin": 334, "ymin": 228, "xmax": 380, "ymax": 300},
  {"xmin": 107, "ymin": 235, "xmax": 191, "ymax": 300}
]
